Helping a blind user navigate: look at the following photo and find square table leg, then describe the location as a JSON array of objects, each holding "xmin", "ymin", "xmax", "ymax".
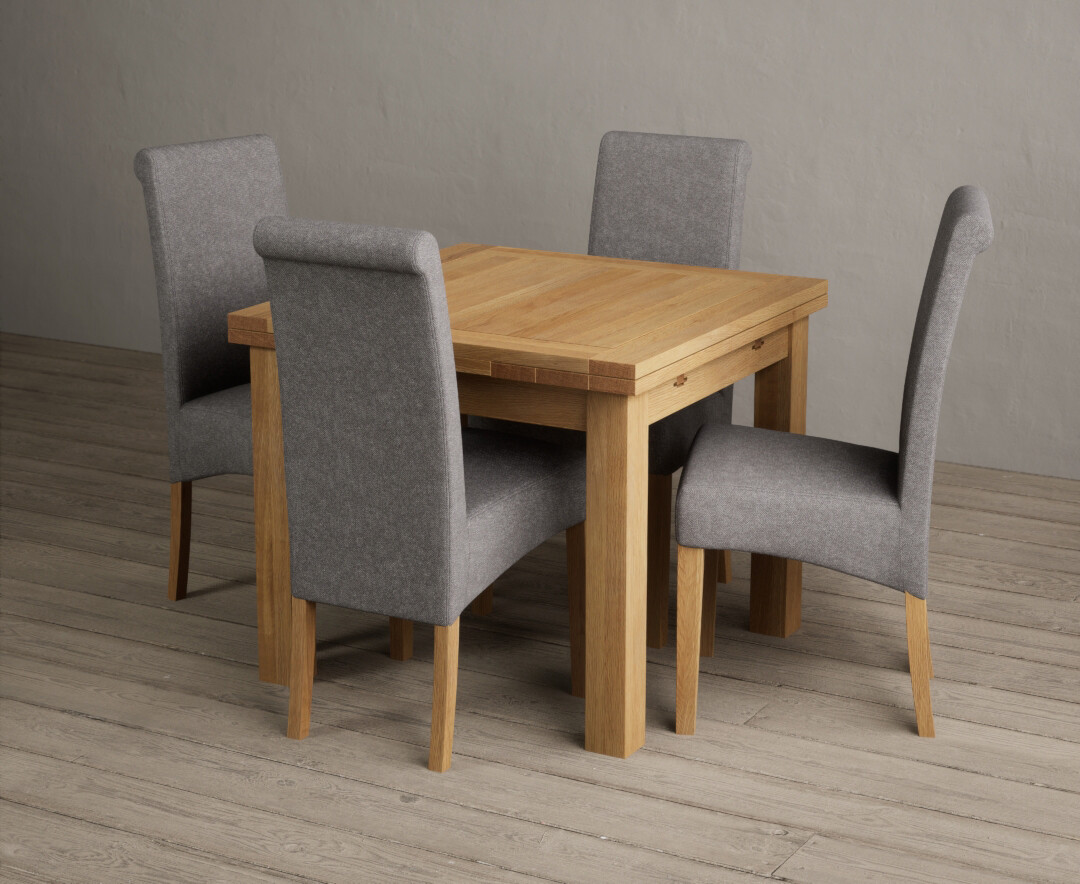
[
  {"xmin": 249, "ymin": 347, "xmax": 292, "ymax": 685},
  {"xmin": 584, "ymin": 391, "xmax": 649, "ymax": 757},
  {"xmin": 749, "ymin": 317, "xmax": 808, "ymax": 637}
]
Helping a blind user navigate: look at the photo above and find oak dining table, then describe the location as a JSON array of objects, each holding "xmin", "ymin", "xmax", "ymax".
[{"xmin": 227, "ymin": 242, "xmax": 827, "ymax": 759}]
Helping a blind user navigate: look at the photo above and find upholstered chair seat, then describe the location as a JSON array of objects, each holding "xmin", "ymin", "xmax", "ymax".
[
  {"xmin": 678, "ymin": 426, "xmax": 903, "ymax": 591},
  {"xmin": 462, "ymin": 429, "xmax": 585, "ymax": 598},
  {"xmin": 673, "ymin": 185, "xmax": 994, "ymax": 740},
  {"xmin": 134, "ymin": 134, "xmax": 287, "ymax": 601},
  {"xmin": 173, "ymin": 384, "xmax": 254, "ymax": 480},
  {"xmin": 255, "ymin": 218, "xmax": 587, "ymax": 771}
]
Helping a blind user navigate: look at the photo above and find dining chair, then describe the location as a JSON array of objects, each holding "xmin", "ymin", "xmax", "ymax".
[
  {"xmin": 673, "ymin": 185, "xmax": 993, "ymax": 738},
  {"xmin": 254, "ymin": 218, "xmax": 587, "ymax": 772},
  {"xmin": 134, "ymin": 134, "xmax": 287, "ymax": 601},
  {"xmin": 475, "ymin": 131, "xmax": 752, "ymax": 650}
]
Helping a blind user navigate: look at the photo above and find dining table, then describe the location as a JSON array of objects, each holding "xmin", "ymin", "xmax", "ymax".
[{"xmin": 227, "ymin": 242, "xmax": 827, "ymax": 759}]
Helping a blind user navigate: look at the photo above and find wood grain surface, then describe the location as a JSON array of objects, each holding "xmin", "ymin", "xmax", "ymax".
[{"xmin": 4, "ymin": 332, "xmax": 1078, "ymax": 882}]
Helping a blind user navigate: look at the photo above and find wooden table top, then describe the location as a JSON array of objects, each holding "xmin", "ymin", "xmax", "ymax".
[{"xmin": 228, "ymin": 242, "xmax": 827, "ymax": 396}]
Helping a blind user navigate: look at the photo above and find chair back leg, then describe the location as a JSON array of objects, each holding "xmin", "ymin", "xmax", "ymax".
[
  {"xmin": 905, "ymin": 593, "xmax": 936, "ymax": 737},
  {"xmin": 287, "ymin": 598, "xmax": 317, "ymax": 740},
  {"xmin": 389, "ymin": 617, "xmax": 414, "ymax": 660},
  {"xmin": 429, "ymin": 619, "xmax": 461, "ymax": 772},
  {"xmin": 566, "ymin": 522, "xmax": 587, "ymax": 698},
  {"xmin": 469, "ymin": 585, "xmax": 495, "ymax": 615},
  {"xmin": 168, "ymin": 481, "xmax": 192, "ymax": 601},
  {"xmin": 676, "ymin": 545, "xmax": 705, "ymax": 735},
  {"xmin": 716, "ymin": 549, "xmax": 733, "ymax": 584}
]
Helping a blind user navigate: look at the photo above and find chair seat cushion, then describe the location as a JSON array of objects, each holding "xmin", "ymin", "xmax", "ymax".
[
  {"xmin": 463, "ymin": 427, "xmax": 586, "ymax": 594},
  {"xmin": 676, "ymin": 424, "xmax": 904, "ymax": 590},
  {"xmin": 174, "ymin": 383, "xmax": 253, "ymax": 481}
]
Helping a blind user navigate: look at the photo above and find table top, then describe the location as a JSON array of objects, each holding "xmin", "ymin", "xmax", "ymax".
[{"xmin": 228, "ymin": 242, "xmax": 827, "ymax": 396}]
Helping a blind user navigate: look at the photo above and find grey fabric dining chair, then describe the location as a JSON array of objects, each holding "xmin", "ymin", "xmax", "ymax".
[
  {"xmin": 673, "ymin": 186, "xmax": 993, "ymax": 739},
  {"xmin": 476, "ymin": 131, "xmax": 752, "ymax": 650},
  {"xmin": 254, "ymin": 218, "xmax": 587, "ymax": 772},
  {"xmin": 134, "ymin": 135, "xmax": 287, "ymax": 602}
]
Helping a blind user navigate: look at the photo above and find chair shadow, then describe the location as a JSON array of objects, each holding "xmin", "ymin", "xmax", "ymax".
[{"xmin": 181, "ymin": 577, "xmax": 254, "ymax": 598}]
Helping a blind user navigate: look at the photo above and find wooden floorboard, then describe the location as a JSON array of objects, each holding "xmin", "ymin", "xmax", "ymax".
[
  {"xmin": 0, "ymin": 799, "xmax": 307, "ymax": 884},
  {"xmin": 933, "ymin": 461, "xmax": 1080, "ymax": 504},
  {"xmin": 1, "ymin": 332, "xmax": 1079, "ymax": 882}
]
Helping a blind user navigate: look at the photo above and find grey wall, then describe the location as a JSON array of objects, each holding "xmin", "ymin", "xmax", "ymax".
[{"xmin": 2, "ymin": 0, "xmax": 1078, "ymax": 478}]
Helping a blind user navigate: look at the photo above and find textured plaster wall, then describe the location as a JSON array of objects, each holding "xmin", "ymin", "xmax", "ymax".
[{"xmin": 1, "ymin": 0, "xmax": 1077, "ymax": 478}]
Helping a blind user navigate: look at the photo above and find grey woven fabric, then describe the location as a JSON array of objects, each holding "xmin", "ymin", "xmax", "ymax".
[
  {"xmin": 896, "ymin": 186, "xmax": 995, "ymax": 594},
  {"xmin": 134, "ymin": 134, "xmax": 287, "ymax": 482},
  {"xmin": 175, "ymin": 384, "xmax": 254, "ymax": 479},
  {"xmin": 480, "ymin": 132, "xmax": 747, "ymax": 473},
  {"xmin": 649, "ymin": 384, "xmax": 733, "ymax": 475},
  {"xmin": 462, "ymin": 428, "xmax": 586, "ymax": 593},
  {"xmin": 255, "ymin": 218, "xmax": 585, "ymax": 626},
  {"xmin": 588, "ymin": 131, "xmax": 751, "ymax": 270},
  {"xmin": 676, "ymin": 186, "xmax": 993, "ymax": 599},
  {"xmin": 677, "ymin": 425, "xmax": 903, "ymax": 588}
]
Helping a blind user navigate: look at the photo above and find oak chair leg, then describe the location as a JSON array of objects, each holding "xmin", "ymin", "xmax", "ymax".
[
  {"xmin": 716, "ymin": 549, "xmax": 732, "ymax": 584},
  {"xmin": 926, "ymin": 606, "xmax": 934, "ymax": 679},
  {"xmin": 168, "ymin": 481, "xmax": 192, "ymax": 601},
  {"xmin": 389, "ymin": 617, "xmax": 413, "ymax": 661},
  {"xmin": 470, "ymin": 585, "xmax": 494, "ymax": 616},
  {"xmin": 676, "ymin": 545, "xmax": 704, "ymax": 735},
  {"xmin": 429, "ymin": 619, "xmax": 460, "ymax": 772},
  {"xmin": 905, "ymin": 593, "xmax": 935, "ymax": 737},
  {"xmin": 646, "ymin": 473, "xmax": 673, "ymax": 649},
  {"xmin": 699, "ymin": 550, "xmax": 718, "ymax": 657},
  {"xmin": 287, "ymin": 597, "xmax": 317, "ymax": 740},
  {"xmin": 566, "ymin": 522, "xmax": 587, "ymax": 698}
]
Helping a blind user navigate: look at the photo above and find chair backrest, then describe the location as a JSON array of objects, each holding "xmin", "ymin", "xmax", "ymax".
[
  {"xmin": 588, "ymin": 131, "xmax": 751, "ymax": 269},
  {"xmin": 898, "ymin": 186, "xmax": 993, "ymax": 586},
  {"xmin": 254, "ymin": 219, "xmax": 467, "ymax": 625},
  {"xmin": 134, "ymin": 135, "xmax": 287, "ymax": 413}
]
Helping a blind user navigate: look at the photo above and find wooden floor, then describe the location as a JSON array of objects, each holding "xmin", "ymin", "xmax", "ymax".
[{"xmin": 1, "ymin": 332, "xmax": 1079, "ymax": 883}]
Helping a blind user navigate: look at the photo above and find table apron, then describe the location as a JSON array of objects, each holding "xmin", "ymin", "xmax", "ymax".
[
  {"xmin": 454, "ymin": 323, "xmax": 792, "ymax": 431},
  {"xmin": 645, "ymin": 326, "xmax": 789, "ymax": 424},
  {"xmin": 456, "ymin": 374, "xmax": 588, "ymax": 430}
]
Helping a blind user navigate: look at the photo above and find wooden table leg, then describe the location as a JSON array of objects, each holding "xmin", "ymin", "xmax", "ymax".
[
  {"xmin": 749, "ymin": 317, "xmax": 808, "ymax": 638},
  {"xmin": 646, "ymin": 473, "xmax": 672, "ymax": 649},
  {"xmin": 584, "ymin": 392, "xmax": 648, "ymax": 757},
  {"xmin": 250, "ymin": 347, "xmax": 292, "ymax": 685}
]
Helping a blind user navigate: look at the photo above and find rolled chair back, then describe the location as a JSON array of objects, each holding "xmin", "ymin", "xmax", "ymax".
[
  {"xmin": 588, "ymin": 131, "xmax": 751, "ymax": 269},
  {"xmin": 898, "ymin": 185, "xmax": 994, "ymax": 591},
  {"xmin": 134, "ymin": 135, "xmax": 287, "ymax": 415},
  {"xmin": 255, "ymin": 219, "xmax": 467, "ymax": 624}
]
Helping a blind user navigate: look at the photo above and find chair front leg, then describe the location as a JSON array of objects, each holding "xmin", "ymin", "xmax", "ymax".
[
  {"xmin": 716, "ymin": 549, "xmax": 733, "ymax": 584},
  {"xmin": 429, "ymin": 619, "xmax": 460, "ymax": 772},
  {"xmin": 905, "ymin": 593, "xmax": 935, "ymax": 737},
  {"xmin": 168, "ymin": 481, "xmax": 192, "ymax": 601},
  {"xmin": 566, "ymin": 521, "xmax": 586, "ymax": 698},
  {"xmin": 676, "ymin": 545, "xmax": 705, "ymax": 735},
  {"xmin": 470, "ymin": 585, "xmax": 495, "ymax": 616},
  {"xmin": 287, "ymin": 598, "xmax": 317, "ymax": 740}
]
